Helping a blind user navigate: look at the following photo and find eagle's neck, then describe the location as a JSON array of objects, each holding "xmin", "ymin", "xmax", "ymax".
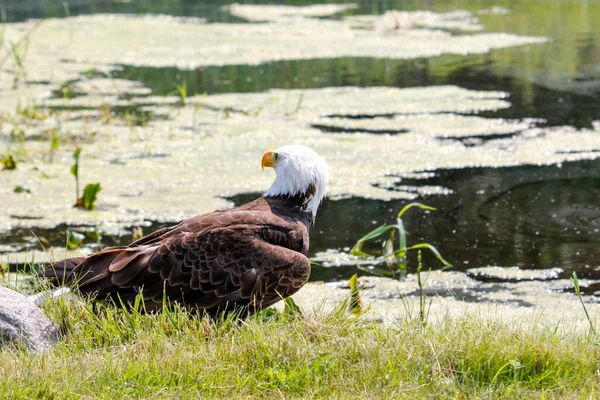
[
  {"xmin": 261, "ymin": 196, "xmax": 314, "ymax": 226},
  {"xmin": 264, "ymin": 178, "xmax": 323, "ymax": 218}
]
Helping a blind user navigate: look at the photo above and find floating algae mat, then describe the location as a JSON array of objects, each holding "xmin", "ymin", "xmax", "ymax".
[
  {"xmin": 225, "ymin": 3, "xmax": 359, "ymax": 22},
  {"xmin": 0, "ymin": 9, "xmax": 546, "ymax": 90}
]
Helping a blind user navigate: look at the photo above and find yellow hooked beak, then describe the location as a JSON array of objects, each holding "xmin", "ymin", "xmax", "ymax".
[{"xmin": 261, "ymin": 151, "xmax": 277, "ymax": 171}]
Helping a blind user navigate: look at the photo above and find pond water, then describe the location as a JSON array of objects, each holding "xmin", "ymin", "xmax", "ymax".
[{"xmin": 1, "ymin": 0, "xmax": 600, "ymax": 284}]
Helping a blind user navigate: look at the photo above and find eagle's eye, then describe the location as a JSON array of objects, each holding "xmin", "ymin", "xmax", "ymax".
[{"xmin": 274, "ymin": 152, "xmax": 279, "ymax": 161}]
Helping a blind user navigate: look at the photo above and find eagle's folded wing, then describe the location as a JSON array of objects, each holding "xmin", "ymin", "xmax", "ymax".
[{"xmin": 56, "ymin": 211, "xmax": 310, "ymax": 315}]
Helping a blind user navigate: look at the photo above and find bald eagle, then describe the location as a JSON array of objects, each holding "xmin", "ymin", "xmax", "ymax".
[{"xmin": 45, "ymin": 145, "xmax": 329, "ymax": 316}]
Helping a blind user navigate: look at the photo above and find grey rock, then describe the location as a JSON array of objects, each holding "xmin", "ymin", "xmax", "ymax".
[{"xmin": 0, "ymin": 286, "xmax": 60, "ymax": 352}]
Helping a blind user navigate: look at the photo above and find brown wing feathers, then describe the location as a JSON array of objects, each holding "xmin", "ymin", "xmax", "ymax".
[{"xmin": 47, "ymin": 200, "xmax": 312, "ymax": 315}]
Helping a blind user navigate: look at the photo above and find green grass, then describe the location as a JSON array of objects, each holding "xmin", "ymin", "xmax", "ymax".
[{"xmin": 1, "ymin": 293, "xmax": 599, "ymax": 399}]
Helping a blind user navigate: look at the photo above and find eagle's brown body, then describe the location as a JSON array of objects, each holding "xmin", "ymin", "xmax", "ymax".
[{"xmin": 46, "ymin": 196, "xmax": 314, "ymax": 316}]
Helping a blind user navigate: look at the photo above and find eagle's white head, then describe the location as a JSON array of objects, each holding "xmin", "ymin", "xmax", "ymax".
[{"xmin": 262, "ymin": 145, "xmax": 329, "ymax": 218}]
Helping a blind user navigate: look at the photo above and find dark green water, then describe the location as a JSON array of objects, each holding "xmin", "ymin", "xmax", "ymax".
[{"xmin": 3, "ymin": 0, "xmax": 600, "ymax": 281}]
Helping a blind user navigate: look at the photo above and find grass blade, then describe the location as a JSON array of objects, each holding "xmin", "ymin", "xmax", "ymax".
[
  {"xmin": 348, "ymin": 273, "xmax": 362, "ymax": 315},
  {"xmin": 571, "ymin": 272, "xmax": 596, "ymax": 336}
]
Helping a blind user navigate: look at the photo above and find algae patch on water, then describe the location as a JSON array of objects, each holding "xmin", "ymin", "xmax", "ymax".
[
  {"xmin": 0, "ymin": 10, "xmax": 545, "ymax": 91},
  {"xmin": 226, "ymin": 3, "xmax": 358, "ymax": 22}
]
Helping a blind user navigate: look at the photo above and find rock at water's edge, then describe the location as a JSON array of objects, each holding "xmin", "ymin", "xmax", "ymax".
[{"xmin": 0, "ymin": 286, "xmax": 59, "ymax": 352}]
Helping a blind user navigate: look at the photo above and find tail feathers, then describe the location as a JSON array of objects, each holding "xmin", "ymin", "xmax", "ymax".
[
  {"xmin": 42, "ymin": 247, "xmax": 137, "ymax": 294},
  {"xmin": 43, "ymin": 257, "xmax": 87, "ymax": 286}
]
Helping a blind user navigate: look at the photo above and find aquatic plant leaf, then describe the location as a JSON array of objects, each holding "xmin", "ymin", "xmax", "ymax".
[
  {"xmin": 397, "ymin": 202, "xmax": 437, "ymax": 219},
  {"xmin": 67, "ymin": 230, "xmax": 85, "ymax": 250},
  {"xmin": 397, "ymin": 217, "xmax": 407, "ymax": 254},
  {"xmin": 70, "ymin": 146, "xmax": 82, "ymax": 178},
  {"xmin": 390, "ymin": 249, "xmax": 407, "ymax": 259},
  {"xmin": 350, "ymin": 224, "xmax": 396, "ymax": 256},
  {"xmin": 408, "ymin": 243, "xmax": 452, "ymax": 268},
  {"xmin": 80, "ymin": 183, "xmax": 102, "ymax": 210},
  {"xmin": 1, "ymin": 154, "xmax": 17, "ymax": 170},
  {"xmin": 13, "ymin": 186, "xmax": 31, "ymax": 194},
  {"xmin": 86, "ymin": 229, "xmax": 102, "ymax": 241},
  {"xmin": 50, "ymin": 130, "xmax": 60, "ymax": 151},
  {"xmin": 382, "ymin": 237, "xmax": 394, "ymax": 258},
  {"xmin": 176, "ymin": 81, "xmax": 188, "ymax": 106}
]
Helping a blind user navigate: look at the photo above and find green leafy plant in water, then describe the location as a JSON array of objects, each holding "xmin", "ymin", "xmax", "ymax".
[
  {"xmin": 86, "ymin": 227, "xmax": 103, "ymax": 245},
  {"xmin": 48, "ymin": 130, "xmax": 60, "ymax": 162},
  {"xmin": 76, "ymin": 183, "xmax": 102, "ymax": 210},
  {"xmin": 222, "ymin": 107, "xmax": 230, "ymax": 119},
  {"xmin": 350, "ymin": 203, "xmax": 451, "ymax": 325},
  {"xmin": 70, "ymin": 146, "xmax": 82, "ymax": 203},
  {"xmin": 58, "ymin": 82, "xmax": 75, "ymax": 99},
  {"xmin": 350, "ymin": 202, "xmax": 451, "ymax": 277},
  {"xmin": 1, "ymin": 153, "xmax": 17, "ymax": 170},
  {"xmin": 70, "ymin": 146, "xmax": 102, "ymax": 210},
  {"xmin": 66, "ymin": 230, "xmax": 85, "ymax": 250},
  {"xmin": 13, "ymin": 185, "xmax": 30, "ymax": 194},
  {"xmin": 572, "ymin": 272, "xmax": 597, "ymax": 336},
  {"xmin": 176, "ymin": 81, "xmax": 188, "ymax": 106}
]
